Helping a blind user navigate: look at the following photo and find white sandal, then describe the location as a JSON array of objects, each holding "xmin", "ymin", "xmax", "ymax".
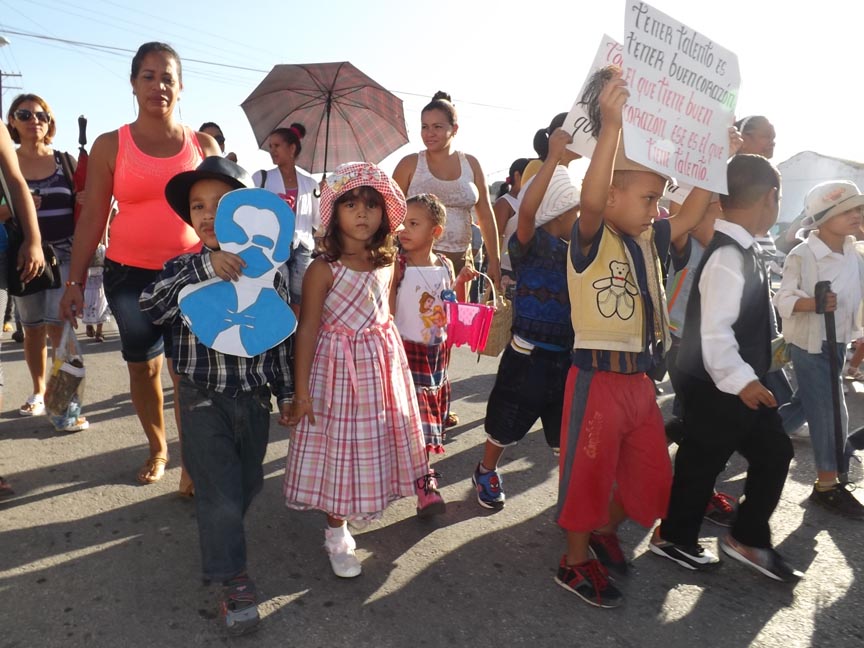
[
  {"xmin": 19, "ymin": 394, "xmax": 45, "ymax": 417},
  {"xmin": 53, "ymin": 416, "xmax": 89, "ymax": 433}
]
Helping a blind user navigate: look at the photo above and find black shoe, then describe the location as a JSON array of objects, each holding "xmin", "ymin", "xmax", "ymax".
[
  {"xmin": 554, "ymin": 557, "xmax": 622, "ymax": 608},
  {"xmin": 809, "ymin": 483, "xmax": 864, "ymax": 519},
  {"xmin": 719, "ymin": 535, "xmax": 803, "ymax": 582},
  {"xmin": 650, "ymin": 538, "xmax": 720, "ymax": 571}
]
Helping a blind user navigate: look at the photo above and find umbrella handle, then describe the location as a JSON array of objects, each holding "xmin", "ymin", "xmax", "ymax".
[
  {"xmin": 815, "ymin": 280, "xmax": 847, "ymax": 476},
  {"xmin": 78, "ymin": 115, "xmax": 87, "ymax": 148},
  {"xmin": 313, "ymin": 172, "xmax": 327, "ymax": 198}
]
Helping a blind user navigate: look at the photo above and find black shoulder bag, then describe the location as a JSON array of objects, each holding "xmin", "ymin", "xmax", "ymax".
[{"xmin": 2, "ymin": 164, "xmax": 60, "ymax": 297}]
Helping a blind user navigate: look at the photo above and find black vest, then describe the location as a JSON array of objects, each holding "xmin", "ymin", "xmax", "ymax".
[{"xmin": 677, "ymin": 231, "xmax": 771, "ymax": 382}]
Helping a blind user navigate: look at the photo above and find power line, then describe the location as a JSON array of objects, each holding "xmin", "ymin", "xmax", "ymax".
[
  {"xmin": 0, "ymin": 27, "xmax": 524, "ymax": 112},
  {"xmin": 0, "ymin": 28, "xmax": 270, "ymax": 73}
]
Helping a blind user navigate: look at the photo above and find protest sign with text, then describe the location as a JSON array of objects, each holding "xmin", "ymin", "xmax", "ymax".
[
  {"xmin": 621, "ymin": 1, "xmax": 739, "ymax": 193},
  {"xmin": 564, "ymin": 34, "xmax": 632, "ymax": 159}
]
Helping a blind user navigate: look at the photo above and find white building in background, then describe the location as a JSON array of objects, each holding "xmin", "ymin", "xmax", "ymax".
[{"xmin": 777, "ymin": 151, "xmax": 864, "ymax": 224}]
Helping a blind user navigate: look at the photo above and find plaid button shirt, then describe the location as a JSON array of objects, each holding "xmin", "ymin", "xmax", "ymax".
[{"xmin": 139, "ymin": 250, "xmax": 293, "ymax": 402}]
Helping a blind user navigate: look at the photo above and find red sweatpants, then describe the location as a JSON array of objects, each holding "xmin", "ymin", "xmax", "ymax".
[{"xmin": 557, "ymin": 367, "xmax": 672, "ymax": 532}]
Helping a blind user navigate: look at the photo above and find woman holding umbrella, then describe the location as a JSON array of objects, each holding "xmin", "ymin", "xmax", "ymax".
[
  {"xmin": 252, "ymin": 123, "xmax": 320, "ymax": 314},
  {"xmin": 393, "ymin": 92, "xmax": 501, "ymax": 287},
  {"xmin": 1, "ymin": 93, "xmax": 88, "ymax": 432},
  {"xmin": 60, "ymin": 42, "xmax": 221, "ymax": 486}
]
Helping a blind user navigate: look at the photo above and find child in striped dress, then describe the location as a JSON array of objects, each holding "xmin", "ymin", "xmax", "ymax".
[{"xmin": 283, "ymin": 163, "xmax": 439, "ymax": 580}]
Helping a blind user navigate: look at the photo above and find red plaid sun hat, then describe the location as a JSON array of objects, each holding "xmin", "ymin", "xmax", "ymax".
[{"xmin": 319, "ymin": 162, "xmax": 407, "ymax": 232}]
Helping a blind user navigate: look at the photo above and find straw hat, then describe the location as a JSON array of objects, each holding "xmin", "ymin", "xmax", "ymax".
[{"xmin": 801, "ymin": 180, "xmax": 864, "ymax": 228}]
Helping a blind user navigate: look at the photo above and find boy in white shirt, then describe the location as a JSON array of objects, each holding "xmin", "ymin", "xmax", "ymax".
[
  {"xmin": 773, "ymin": 180, "xmax": 864, "ymax": 518},
  {"xmin": 651, "ymin": 154, "xmax": 802, "ymax": 582}
]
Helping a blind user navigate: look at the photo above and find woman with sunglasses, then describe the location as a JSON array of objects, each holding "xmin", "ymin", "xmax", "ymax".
[
  {"xmin": 60, "ymin": 43, "xmax": 221, "ymax": 486},
  {"xmin": 2, "ymin": 93, "xmax": 89, "ymax": 432},
  {"xmin": 199, "ymin": 121, "xmax": 238, "ymax": 163}
]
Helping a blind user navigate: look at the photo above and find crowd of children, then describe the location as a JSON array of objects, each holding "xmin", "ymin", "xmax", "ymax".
[{"xmin": 12, "ymin": 68, "xmax": 860, "ymax": 635}]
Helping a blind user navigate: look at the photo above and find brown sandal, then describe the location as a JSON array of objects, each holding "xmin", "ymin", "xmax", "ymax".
[
  {"xmin": 137, "ymin": 456, "xmax": 168, "ymax": 484},
  {"xmin": 178, "ymin": 468, "xmax": 195, "ymax": 498}
]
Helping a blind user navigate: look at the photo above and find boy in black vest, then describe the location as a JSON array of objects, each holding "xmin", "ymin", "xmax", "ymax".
[{"xmin": 650, "ymin": 154, "xmax": 802, "ymax": 582}]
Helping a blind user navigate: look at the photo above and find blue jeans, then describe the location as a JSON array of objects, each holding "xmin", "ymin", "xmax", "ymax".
[
  {"xmin": 768, "ymin": 367, "xmax": 807, "ymax": 434},
  {"xmin": 178, "ymin": 377, "xmax": 272, "ymax": 582},
  {"xmin": 788, "ymin": 342, "xmax": 853, "ymax": 474}
]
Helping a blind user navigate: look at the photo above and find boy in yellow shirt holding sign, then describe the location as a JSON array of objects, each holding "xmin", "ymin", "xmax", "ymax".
[{"xmin": 554, "ymin": 68, "xmax": 715, "ymax": 608}]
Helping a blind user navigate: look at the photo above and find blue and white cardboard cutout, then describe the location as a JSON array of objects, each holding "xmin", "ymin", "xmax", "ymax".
[{"xmin": 178, "ymin": 188, "xmax": 297, "ymax": 358}]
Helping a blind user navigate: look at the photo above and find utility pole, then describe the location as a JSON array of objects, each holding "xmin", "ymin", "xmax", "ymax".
[{"xmin": 0, "ymin": 71, "xmax": 23, "ymax": 116}]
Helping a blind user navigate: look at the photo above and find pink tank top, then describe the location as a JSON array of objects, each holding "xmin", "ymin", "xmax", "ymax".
[{"xmin": 108, "ymin": 124, "xmax": 205, "ymax": 269}]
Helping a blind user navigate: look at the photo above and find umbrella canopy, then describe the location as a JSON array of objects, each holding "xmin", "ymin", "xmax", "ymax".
[
  {"xmin": 72, "ymin": 115, "xmax": 87, "ymax": 223},
  {"xmin": 241, "ymin": 62, "xmax": 408, "ymax": 174}
]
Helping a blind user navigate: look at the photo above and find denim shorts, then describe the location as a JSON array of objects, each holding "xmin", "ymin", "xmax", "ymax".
[
  {"xmin": 14, "ymin": 240, "xmax": 71, "ymax": 327},
  {"xmin": 485, "ymin": 344, "xmax": 570, "ymax": 448},
  {"xmin": 103, "ymin": 259, "xmax": 169, "ymax": 363}
]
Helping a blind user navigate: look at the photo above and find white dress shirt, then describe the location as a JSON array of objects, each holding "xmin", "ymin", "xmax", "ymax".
[
  {"xmin": 773, "ymin": 232, "xmax": 863, "ymax": 353},
  {"xmin": 699, "ymin": 219, "xmax": 761, "ymax": 395}
]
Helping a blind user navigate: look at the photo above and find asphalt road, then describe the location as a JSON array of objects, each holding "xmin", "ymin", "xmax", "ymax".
[{"xmin": 1, "ymin": 322, "xmax": 862, "ymax": 648}]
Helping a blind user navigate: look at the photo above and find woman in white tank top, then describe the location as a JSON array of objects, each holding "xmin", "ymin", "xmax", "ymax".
[{"xmin": 393, "ymin": 91, "xmax": 501, "ymax": 287}]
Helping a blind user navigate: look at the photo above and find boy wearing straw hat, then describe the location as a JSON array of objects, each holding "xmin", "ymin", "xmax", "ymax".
[{"xmin": 772, "ymin": 180, "xmax": 864, "ymax": 518}]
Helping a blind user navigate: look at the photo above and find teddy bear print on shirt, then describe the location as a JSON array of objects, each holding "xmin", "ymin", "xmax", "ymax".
[{"xmin": 592, "ymin": 260, "xmax": 638, "ymax": 320}]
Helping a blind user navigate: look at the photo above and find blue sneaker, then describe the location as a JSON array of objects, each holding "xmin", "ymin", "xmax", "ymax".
[{"xmin": 472, "ymin": 463, "xmax": 505, "ymax": 510}]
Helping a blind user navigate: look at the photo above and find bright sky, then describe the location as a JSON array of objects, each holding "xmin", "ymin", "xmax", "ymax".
[{"xmin": 1, "ymin": 0, "xmax": 862, "ymax": 192}]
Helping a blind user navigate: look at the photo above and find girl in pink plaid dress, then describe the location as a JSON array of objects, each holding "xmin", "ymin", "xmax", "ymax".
[{"xmin": 283, "ymin": 162, "xmax": 439, "ymax": 579}]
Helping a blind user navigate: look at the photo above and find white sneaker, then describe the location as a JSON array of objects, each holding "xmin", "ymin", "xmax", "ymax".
[{"xmin": 324, "ymin": 525, "xmax": 362, "ymax": 578}]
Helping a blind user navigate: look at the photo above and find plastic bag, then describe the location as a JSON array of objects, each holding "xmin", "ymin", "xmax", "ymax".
[
  {"xmin": 90, "ymin": 242, "xmax": 106, "ymax": 268},
  {"xmin": 45, "ymin": 322, "xmax": 86, "ymax": 416}
]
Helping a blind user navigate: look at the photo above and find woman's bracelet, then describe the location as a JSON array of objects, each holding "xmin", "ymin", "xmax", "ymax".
[
  {"xmin": 292, "ymin": 397, "xmax": 312, "ymax": 405},
  {"xmin": 65, "ymin": 280, "xmax": 84, "ymax": 288}
]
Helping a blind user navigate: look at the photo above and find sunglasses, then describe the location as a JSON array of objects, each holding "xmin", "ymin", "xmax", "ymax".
[{"xmin": 14, "ymin": 109, "xmax": 51, "ymax": 124}]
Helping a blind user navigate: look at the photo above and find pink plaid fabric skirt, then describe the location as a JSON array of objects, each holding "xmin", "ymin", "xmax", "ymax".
[{"xmin": 283, "ymin": 263, "xmax": 429, "ymax": 520}]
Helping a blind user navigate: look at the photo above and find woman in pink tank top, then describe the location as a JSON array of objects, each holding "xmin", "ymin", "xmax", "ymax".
[{"xmin": 60, "ymin": 42, "xmax": 221, "ymax": 488}]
